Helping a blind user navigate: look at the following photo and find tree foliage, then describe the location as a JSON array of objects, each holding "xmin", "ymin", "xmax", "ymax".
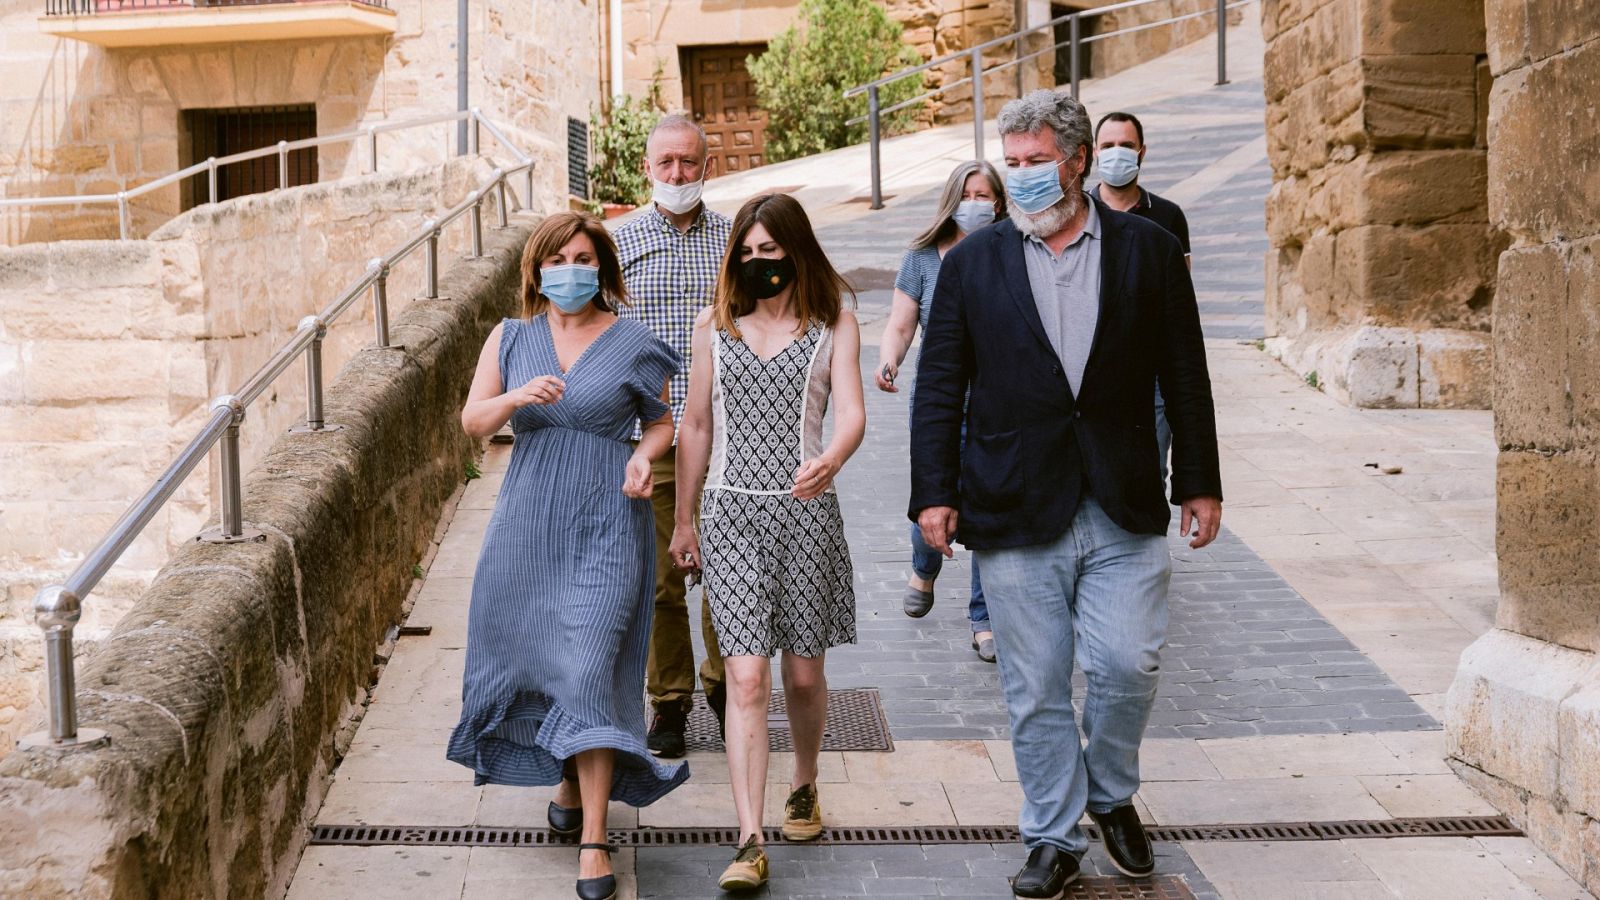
[
  {"xmin": 587, "ymin": 76, "xmax": 664, "ymax": 207},
  {"xmin": 748, "ymin": 0, "xmax": 924, "ymax": 163}
]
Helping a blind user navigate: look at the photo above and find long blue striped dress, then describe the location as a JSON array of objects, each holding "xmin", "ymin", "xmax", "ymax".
[{"xmin": 447, "ymin": 314, "xmax": 689, "ymax": 806}]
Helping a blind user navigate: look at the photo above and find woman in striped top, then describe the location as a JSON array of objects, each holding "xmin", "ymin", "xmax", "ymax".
[{"xmin": 449, "ymin": 212, "xmax": 687, "ymax": 900}]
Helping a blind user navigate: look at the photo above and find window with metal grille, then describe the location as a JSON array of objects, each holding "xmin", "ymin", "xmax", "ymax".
[
  {"xmin": 566, "ymin": 116, "xmax": 589, "ymax": 201},
  {"xmin": 180, "ymin": 104, "xmax": 318, "ymax": 210}
]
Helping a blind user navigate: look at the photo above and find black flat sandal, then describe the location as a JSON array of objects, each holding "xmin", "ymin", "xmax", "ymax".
[
  {"xmin": 548, "ymin": 770, "xmax": 582, "ymax": 837},
  {"xmin": 575, "ymin": 843, "xmax": 618, "ymax": 900}
]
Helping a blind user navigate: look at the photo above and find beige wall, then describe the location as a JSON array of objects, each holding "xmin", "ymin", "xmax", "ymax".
[
  {"xmin": 1447, "ymin": 3, "xmax": 1600, "ymax": 894},
  {"xmin": 1260, "ymin": 0, "xmax": 1499, "ymax": 409},
  {"xmin": 0, "ymin": 0, "xmax": 601, "ymax": 243},
  {"xmin": 0, "ymin": 155, "xmax": 506, "ymax": 755}
]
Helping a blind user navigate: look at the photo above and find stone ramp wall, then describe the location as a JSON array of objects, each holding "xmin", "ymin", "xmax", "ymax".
[{"xmin": 0, "ymin": 218, "xmax": 531, "ymax": 900}]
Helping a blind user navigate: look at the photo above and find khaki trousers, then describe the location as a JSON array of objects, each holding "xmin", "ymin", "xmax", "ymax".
[{"xmin": 644, "ymin": 446, "xmax": 725, "ymax": 706}]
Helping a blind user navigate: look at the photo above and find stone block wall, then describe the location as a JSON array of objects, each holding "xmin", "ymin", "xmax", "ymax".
[
  {"xmin": 0, "ymin": 217, "xmax": 530, "ymax": 900},
  {"xmin": 0, "ymin": 0, "xmax": 598, "ymax": 243},
  {"xmin": 1447, "ymin": 3, "xmax": 1600, "ymax": 894},
  {"xmin": 0, "ymin": 156, "xmax": 503, "ymax": 757},
  {"xmin": 1261, "ymin": 0, "xmax": 1502, "ymax": 408}
]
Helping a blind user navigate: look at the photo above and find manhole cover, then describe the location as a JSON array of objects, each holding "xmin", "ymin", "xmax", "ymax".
[
  {"xmin": 1070, "ymin": 877, "xmax": 1195, "ymax": 899},
  {"xmin": 683, "ymin": 688, "xmax": 892, "ymax": 753}
]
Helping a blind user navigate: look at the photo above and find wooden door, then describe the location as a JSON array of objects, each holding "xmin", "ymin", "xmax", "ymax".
[{"xmin": 682, "ymin": 44, "xmax": 767, "ymax": 179}]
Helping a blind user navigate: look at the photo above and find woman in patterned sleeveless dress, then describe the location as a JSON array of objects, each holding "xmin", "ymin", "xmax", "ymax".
[
  {"xmin": 451, "ymin": 212, "xmax": 686, "ymax": 900},
  {"xmin": 671, "ymin": 193, "xmax": 866, "ymax": 893}
]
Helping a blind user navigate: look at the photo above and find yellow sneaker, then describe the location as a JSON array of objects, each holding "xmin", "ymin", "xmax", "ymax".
[
  {"xmin": 782, "ymin": 783, "xmax": 823, "ymax": 841},
  {"xmin": 718, "ymin": 835, "xmax": 768, "ymax": 891}
]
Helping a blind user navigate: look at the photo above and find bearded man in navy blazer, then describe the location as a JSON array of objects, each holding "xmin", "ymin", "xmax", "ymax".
[{"xmin": 910, "ymin": 90, "xmax": 1223, "ymax": 898}]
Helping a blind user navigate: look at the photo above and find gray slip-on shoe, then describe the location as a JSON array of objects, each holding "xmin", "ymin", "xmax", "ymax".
[{"xmin": 903, "ymin": 585, "xmax": 935, "ymax": 618}]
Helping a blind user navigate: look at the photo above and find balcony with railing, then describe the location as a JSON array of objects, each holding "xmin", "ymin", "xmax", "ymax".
[{"xmin": 39, "ymin": 0, "xmax": 396, "ymax": 47}]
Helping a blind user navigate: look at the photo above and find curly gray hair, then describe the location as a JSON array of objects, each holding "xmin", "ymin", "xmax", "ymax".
[{"xmin": 997, "ymin": 90, "xmax": 1092, "ymax": 160}]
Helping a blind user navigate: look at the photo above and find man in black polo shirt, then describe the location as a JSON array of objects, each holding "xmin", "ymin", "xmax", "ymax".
[{"xmin": 1091, "ymin": 111, "xmax": 1190, "ymax": 486}]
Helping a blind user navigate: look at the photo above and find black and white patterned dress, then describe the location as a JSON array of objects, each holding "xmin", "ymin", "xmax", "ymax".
[{"xmin": 700, "ymin": 320, "xmax": 856, "ymax": 658}]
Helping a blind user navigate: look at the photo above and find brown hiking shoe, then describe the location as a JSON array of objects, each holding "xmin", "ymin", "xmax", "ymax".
[
  {"xmin": 717, "ymin": 835, "xmax": 768, "ymax": 891},
  {"xmin": 781, "ymin": 783, "xmax": 823, "ymax": 841}
]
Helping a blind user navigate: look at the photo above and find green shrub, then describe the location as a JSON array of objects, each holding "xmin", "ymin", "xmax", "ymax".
[
  {"xmin": 748, "ymin": 0, "xmax": 924, "ymax": 163},
  {"xmin": 587, "ymin": 77, "xmax": 664, "ymax": 207}
]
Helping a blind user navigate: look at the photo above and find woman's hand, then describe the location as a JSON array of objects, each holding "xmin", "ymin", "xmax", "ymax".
[
  {"xmin": 792, "ymin": 454, "xmax": 841, "ymax": 501},
  {"xmin": 874, "ymin": 361, "xmax": 900, "ymax": 393},
  {"xmin": 509, "ymin": 375, "xmax": 565, "ymax": 407},
  {"xmin": 622, "ymin": 453, "xmax": 653, "ymax": 499},
  {"xmin": 668, "ymin": 523, "xmax": 701, "ymax": 573}
]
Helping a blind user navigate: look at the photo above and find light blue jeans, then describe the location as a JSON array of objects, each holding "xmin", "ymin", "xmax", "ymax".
[{"xmin": 975, "ymin": 497, "xmax": 1171, "ymax": 856}]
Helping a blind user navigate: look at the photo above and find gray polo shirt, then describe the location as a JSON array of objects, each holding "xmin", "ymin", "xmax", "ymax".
[{"xmin": 1021, "ymin": 193, "xmax": 1101, "ymax": 396}]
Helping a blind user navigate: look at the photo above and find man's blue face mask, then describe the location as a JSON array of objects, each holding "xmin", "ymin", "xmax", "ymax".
[{"xmin": 1005, "ymin": 158, "xmax": 1067, "ymax": 215}]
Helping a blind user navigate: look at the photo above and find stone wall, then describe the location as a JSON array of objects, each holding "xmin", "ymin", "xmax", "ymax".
[
  {"xmin": 1447, "ymin": 4, "xmax": 1600, "ymax": 894},
  {"xmin": 0, "ymin": 0, "xmax": 599, "ymax": 243},
  {"xmin": 1260, "ymin": 0, "xmax": 1502, "ymax": 408},
  {"xmin": 0, "ymin": 156, "xmax": 507, "ymax": 757},
  {"xmin": 0, "ymin": 218, "xmax": 529, "ymax": 900}
]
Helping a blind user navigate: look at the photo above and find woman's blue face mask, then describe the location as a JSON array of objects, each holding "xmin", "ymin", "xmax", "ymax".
[
  {"xmin": 541, "ymin": 264, "xmax": 601, "ymax": 313},
  {"xmin": 1004, "ymin": 158, "xmax": 1067, "ymax": 215}
]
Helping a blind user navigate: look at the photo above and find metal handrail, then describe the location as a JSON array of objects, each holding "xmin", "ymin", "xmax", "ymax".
[
  {"xmin": 44, "ymin": 1, "xmax": 391, "ymax": 15},
  {"xmin": 845, "ymin": 0, "xmax": 1256, "ymax": 209},
  {"xmin": 0, "ymin": 108, "xmax": 535, "ymax": 240},
  {"xmin": 17, "ymin": 108, "xmax": 534, "ymax": 753}
]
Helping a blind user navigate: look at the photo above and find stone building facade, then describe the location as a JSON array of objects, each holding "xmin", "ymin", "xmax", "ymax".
[
  {"xmin": 618, "ymin": 0, "xmax": 1227, "ymax": 174},
  {"xmin": 0, "ymin": 0, "xmax": 601, "ymax": 243},
  {"xmin": 1266, "ymin": 0, "xmax": 1600, "ymax": 891},
  {"xmin": 1446, "ymin": 4, "xmax": 1600, "ymax": 895},
  {"xmin": 1261, "ymin": 0, "xmax": 1501, "ymax": 409}
]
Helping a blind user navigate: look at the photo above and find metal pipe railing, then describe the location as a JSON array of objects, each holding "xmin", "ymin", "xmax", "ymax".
[
  {"xmin": 844, "ymin": 0, "xmax": 1256, "ymax": 208},
  {"xmin": 16, "ymin": 113, "xmax": 537, "ymax": 752},
  {"xmin": 0, "ymin": 108, "xmax": 504, "ymax": 239}
]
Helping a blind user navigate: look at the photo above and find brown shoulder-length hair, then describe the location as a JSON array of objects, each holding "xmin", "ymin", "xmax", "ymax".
[
  {"xmin": 519, "ymin": 211, "xmax": 627, "ymax": 318},
  {"xmin": 713, "ymin": 193, "xmax": 854, "ymax": 337}
]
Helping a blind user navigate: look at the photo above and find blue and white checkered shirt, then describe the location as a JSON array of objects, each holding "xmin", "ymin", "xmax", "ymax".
[{"xmin": 615, "ymin": 204, "xmax": 732, "ymax": 440}]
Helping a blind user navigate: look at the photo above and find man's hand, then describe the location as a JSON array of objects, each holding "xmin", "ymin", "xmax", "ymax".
[
  {"xmin": 1179, "ymin": 496, "xmax": 1222, "ymax": 549},
  {"xmin": 916, "ymin": 506, "xmax": 960, "ymax": 558}
]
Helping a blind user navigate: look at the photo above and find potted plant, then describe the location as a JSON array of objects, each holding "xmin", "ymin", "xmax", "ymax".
[{"xmin": 587, "ymin": 76, "xmax": 664, "ymax": 218}]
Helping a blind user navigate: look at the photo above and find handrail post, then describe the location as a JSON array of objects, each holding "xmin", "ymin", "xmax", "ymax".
[
  {"xmin": 494, "ymin": 172, "xmax": 509, "ymax": 228},
  {"xmin": 370, "ymin": 259, "xmax": 392, "ymax": 348},
  {"xmin": 1070, "ymin": 15, "xmax": 1082, "ymax": 100},
  {"xmin": 970, "ymin": 46, "xmax": 985, "ymax": 162},
  {"xmin": 368, "ymin": 125, "xmax": 380, "ymax": 173},
  {"xmin": 116, "ymin": 191, "xmax": 129, "ymax": 240},
  {"xmin": 468, "ymin": 190, "xmax": 484, "ymax": 258},
  {"xmin": 276, "ymin": 140, "xmax": 289, "ymax": 190},
  {"xmin": 199, "ymin": 395, "xmax": 263, "ymax": 544},
  {"xmin": 524, "ymin": 166, "xmax": 536, "ymax": 212},
  {"xmin": 207, "ymin": 156, "xmax": 218, "ymax": 205},
  {"xmin": 469, "ymin": 108, "xmax": 481, "ymax": 156},
  {"xmin": 289, "ymin": 317, "xmax": 342, "ymax": 434},
  {"xmin": 423, "ymin": 219, "xmax": 441, "ymax": 299},
  {"xmin": 1215, "ymin": 0, "xmax": 1229, "ymax": 85},
  {"xmin": 867, "ymin": 85, "xmax": 883, "ymax": 210},
  {"xmin": 16, "ymin": 586, "xmax": 109, "ymax": 752}
]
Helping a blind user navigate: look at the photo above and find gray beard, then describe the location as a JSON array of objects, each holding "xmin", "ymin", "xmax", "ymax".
[{"xmin": 1013, "ymin": 183, "xmax": 1084, "ymax": 239}]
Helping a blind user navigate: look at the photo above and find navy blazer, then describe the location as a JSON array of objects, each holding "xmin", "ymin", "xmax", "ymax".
[{"xmin": 908, "ymin": 199, "xmax": 1222, "ymax": 550}]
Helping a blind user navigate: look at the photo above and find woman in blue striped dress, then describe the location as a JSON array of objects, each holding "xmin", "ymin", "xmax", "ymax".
[{"xmin": 449, "ymin": 212, "xmax": 687, "ymax": 900}]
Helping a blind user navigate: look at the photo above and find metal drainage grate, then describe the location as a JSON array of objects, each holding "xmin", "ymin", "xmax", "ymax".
[
  {"xmin": 682, "ymin": 687, "xmax": 892, "ymax": 753},
  {"xmin": 1072, "ymin": 878, "xmax": 1195, "ymax": 900},
  {"xmin": 310, "ymin": 816, "xmax": 1520, "ymax": 850}
]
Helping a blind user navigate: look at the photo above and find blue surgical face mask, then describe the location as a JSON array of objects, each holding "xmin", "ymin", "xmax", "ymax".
[
  {"xmin": 1005, "ymin": 158, "xmax": 1066, "ymax": 215},
  {"xmin": 541, "ymin": 264, "xmax": 601, "ymax": 314},
  {"xmin": 1097, "ymin": 146, "xmax": 1141, "ymax": 188},
  {"xmin": 952, "ymin": 199, "xmax": 996, "ymax": 235}
]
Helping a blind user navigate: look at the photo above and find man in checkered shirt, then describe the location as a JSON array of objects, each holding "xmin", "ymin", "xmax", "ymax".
[{"xmin": 615, "ymin": 114, "xmax": 733, "ymax": 759}]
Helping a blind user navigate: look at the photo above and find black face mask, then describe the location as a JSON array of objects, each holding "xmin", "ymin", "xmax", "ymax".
[{"xmin": 739, "ymin": 256, "xmax": 797, "ymax": 300}]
